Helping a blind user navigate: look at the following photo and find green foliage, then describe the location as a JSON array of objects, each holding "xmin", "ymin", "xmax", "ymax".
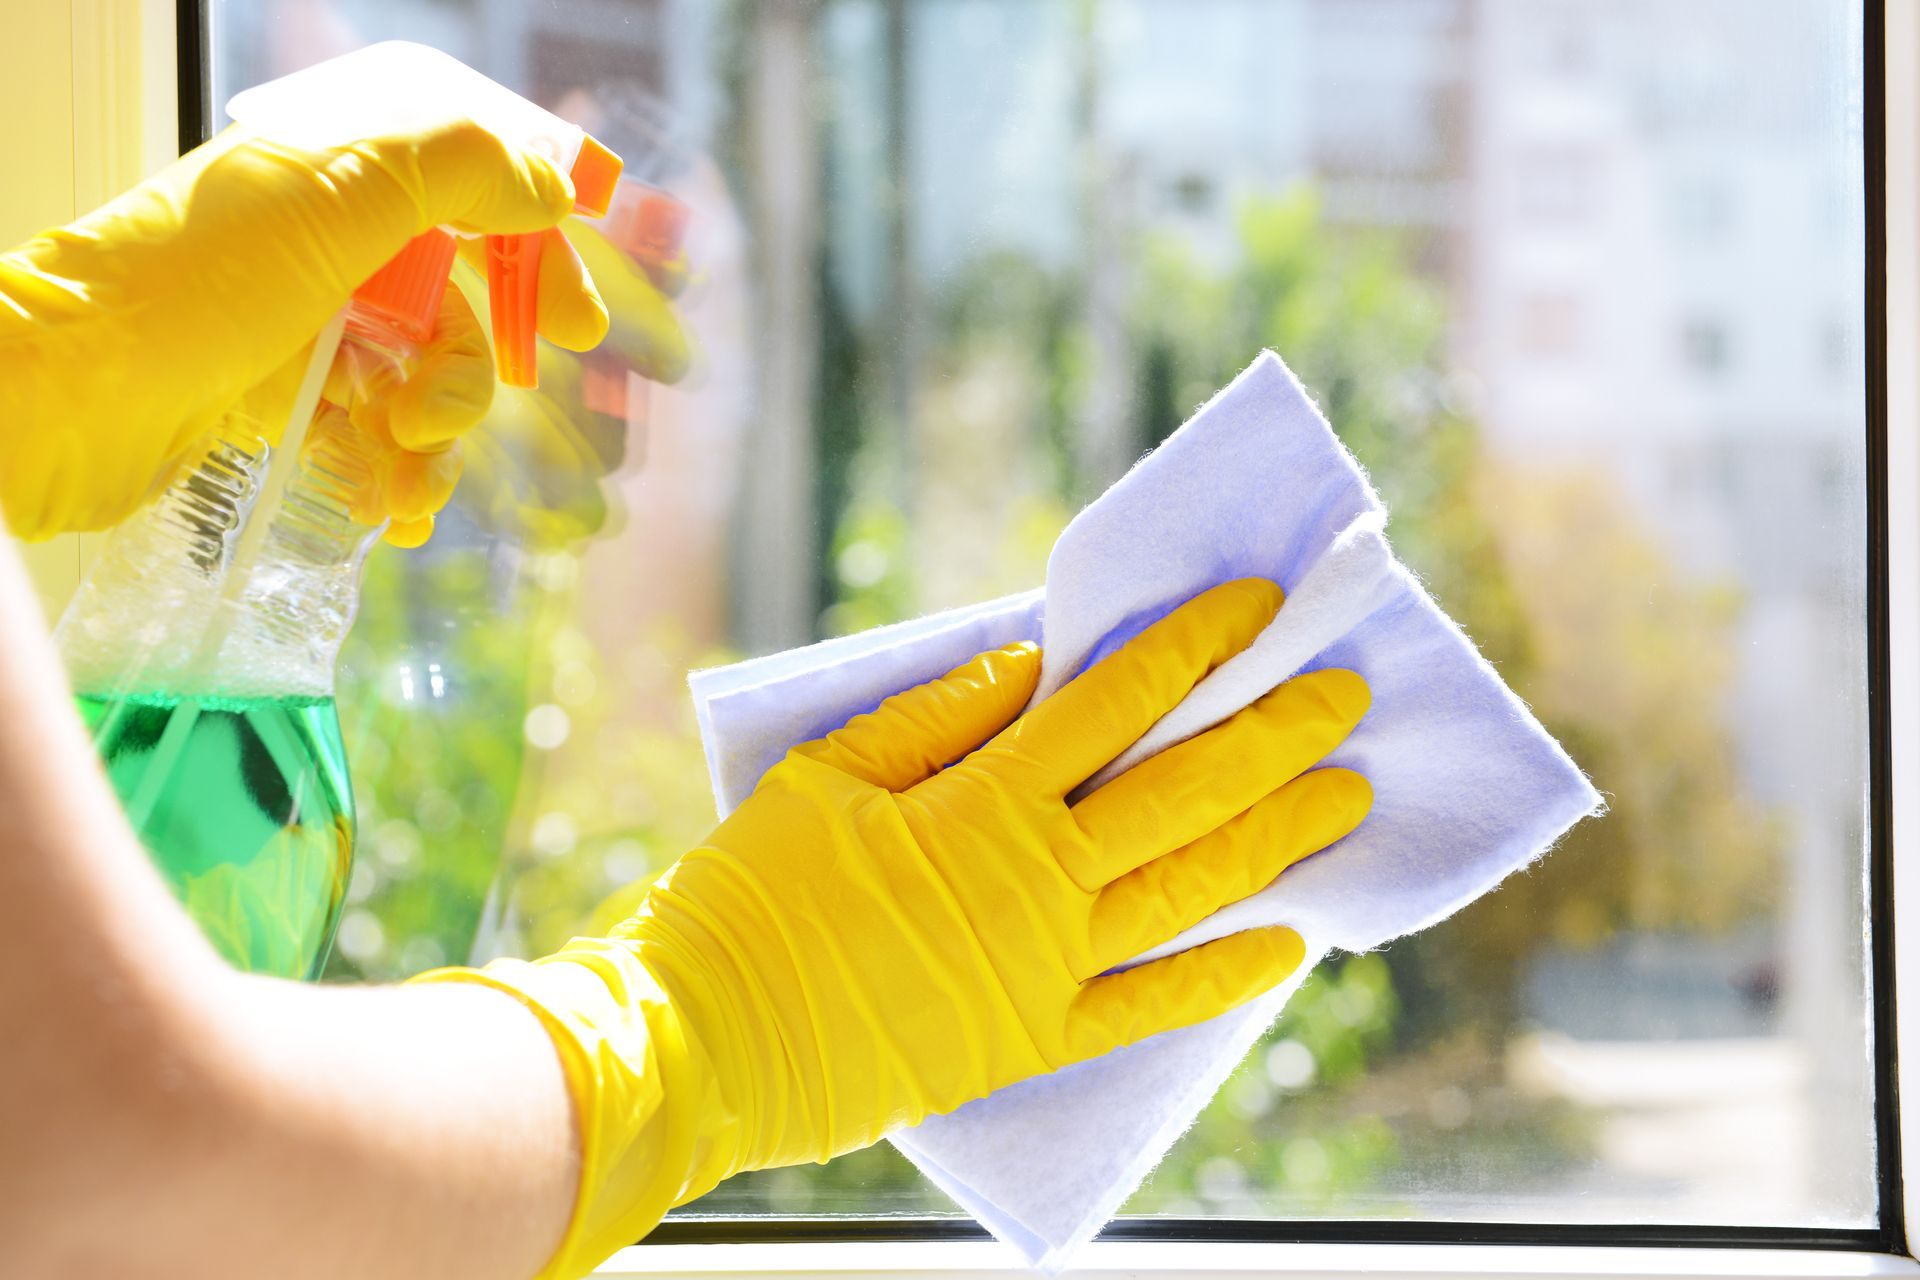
[
  {"xmin": 936, "ymin": 249, "xmax": 1088, "ymax": 502},
  {"xmin": 814, "ymin": 245, "xmax": 871, "ymax": 629},
  {"xmin": 1126, "ymin": 956, "xmax": 1401, "ymax": 1214},
  {"xmin": 324, "ymin": 539, "xmax": 731, "ymax": 981},
  {"xmin": 1129, "ymin": 188, "xmax": 1779, "ymax": 1023},
  {"xmin": 821, "ymin": 493, "xmax": 915, "ymax": 636},
  {"xmin": 323, "ymin": 542, "xmax": 540, "ymax": 979},
  {"xmin": 1290, "ymin": 953, "xmax": 1400, "ymax": 1085}
]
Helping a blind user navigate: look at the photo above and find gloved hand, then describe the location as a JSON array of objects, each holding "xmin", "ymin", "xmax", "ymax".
[
  {"xmin": 419, "ymin": 578, "xmax": 1372, "ymax": 1278},
  {"xmin": 569, "ymin": 210, "xmax": 692, "ymax": 382},
  {"xmin": 310, "ymin": 277, "xmax": 495, "ymax": 547},
  {"xmin": 460, "ymin": 215, "xmax": 694, "ymax": 549},
  {"xmin": 0, "ymin": 120, "xmax": 623, "ymax": 544}
]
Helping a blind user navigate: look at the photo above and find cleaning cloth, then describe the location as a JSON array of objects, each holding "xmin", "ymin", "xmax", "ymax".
[{"xmin": 687, "ymin": 350, "xmax": 1602, "ymax": 1267}]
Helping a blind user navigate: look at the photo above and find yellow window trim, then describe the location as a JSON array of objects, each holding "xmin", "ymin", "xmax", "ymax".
[{"xmin": 4, "ymin": 0, "xmax": 178, "ymax": 615}]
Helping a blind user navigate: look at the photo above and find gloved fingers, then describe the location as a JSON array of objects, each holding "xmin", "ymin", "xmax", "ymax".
[
  {"xmin": 384, "ymin": 280, "xmax": 495, "ymax": 451},
  {"xmin": 569, "ymin": 218, "xmax": 693, "ymax": 383},
  {"xmin": 796, "ymin": 642, "xmax": 1043, "ymax": 791},
  {"xmin": 534, "ymin": 228, "xmax": 609, "ymax": 351},
  {"xmin": 376, "ymin": 424, "xmax": 461, "ymax": 547},
  {"xmin": 1082, "ymin": 768, "xmax": 1370, "ymax": 977},
  {"xmin": 1063, "ymin": 925, "xmax": 1307, "ymax": 1063},
  {"xmin": 640, "ymin": 249, "xmax": 692, "ymax": 300},
  {"xmin": 455, "ymin": 228, "xmax": 610, "ymax": 352},
  {"xmin": 326, "ymin": 326, "xmax": 463, "ymax": 544},
  {"xmin": 1001, "ymin": 578, "xmax": 1283, "ymax": 798},
  {"xmin": 382, "ymin": 442, "xmax": 464, "ymax": 527},
  {"xmin": 1065, "ymin": 668, "xmax": 1370, "ymax": 885},
  {"xmin": 383, "ymin": 514, "xmax": 436, "ymax": 548},
  {"xmin": 410, "ymin": 119, "xmax": 576, "ymax": 235}
]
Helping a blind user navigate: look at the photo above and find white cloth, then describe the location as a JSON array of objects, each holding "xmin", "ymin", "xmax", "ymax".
[{"xmin": 688, "ymin": 351, "xmax": 1602, "ymax": 1268}]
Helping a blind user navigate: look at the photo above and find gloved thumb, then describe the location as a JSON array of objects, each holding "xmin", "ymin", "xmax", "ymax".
[
  {"xmin": 1065, "ymin": 925, "xmax": 1308, "ymax": 1062},
  {"xmin": 796, "ymin": 641, "xmax": 1043, "ymax": 792},
  {"xmin": 454, "ymin": 227, "xmax": 609, "ymax": 354}
]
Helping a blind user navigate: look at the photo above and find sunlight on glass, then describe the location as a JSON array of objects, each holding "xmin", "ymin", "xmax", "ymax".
[{"xmin": 215, "ymin": 0, "xmax": 1872, "ymax": 1230}]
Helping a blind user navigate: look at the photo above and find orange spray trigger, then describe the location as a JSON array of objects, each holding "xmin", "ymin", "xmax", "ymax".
[
  {"xmin": 570, "ymin": 135, "xmax": 623, "ymax": 219},
  {"xmin": 353, "ymin": 229, "xmax": 458, "ymax": 345},
  {"xmin": 485, "ymin": 133, "xmax": 623, "ymax": 388},
  {"xmin": 226, "ymin": 45, "xmax": 623, "ymax": 389},
  {"xmin": 486, "ymin": 231, "xmax": 544, "ymax": 388}
]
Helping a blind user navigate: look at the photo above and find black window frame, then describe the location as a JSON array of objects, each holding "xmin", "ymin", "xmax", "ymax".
[{"xmin": 177, "ymin": 0, "xmax": 1904, "ymax": 1257}]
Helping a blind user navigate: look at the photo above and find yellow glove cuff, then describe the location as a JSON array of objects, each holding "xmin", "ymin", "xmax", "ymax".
[{"xmin": 412, "ymin": 939, "xmax": 742, "ymax": 1280}]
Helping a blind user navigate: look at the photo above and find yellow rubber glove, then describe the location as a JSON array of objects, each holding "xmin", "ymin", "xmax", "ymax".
[
  {"xmin": 418, "ymin": 578, "xmax": 1373, "ymax": 1278},
  {"xmin": 459, "ymin": 216, "xmax": 694, "ymax": 549},
  {"xmin": 0, "ymin": 120, "xmax": 613, "ymax": 544},
  {"xmin": 568, "ymin": 214, "xmax": 693, "ymax": 383},
  {"xmin": 310, "ymin": 277, "xmax": 494, "ymax": 547}
]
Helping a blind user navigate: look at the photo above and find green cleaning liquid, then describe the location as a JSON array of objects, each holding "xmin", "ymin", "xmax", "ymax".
[{"xmin": 75, "ymin": 691, "xmax": 355, "ymax": 980}]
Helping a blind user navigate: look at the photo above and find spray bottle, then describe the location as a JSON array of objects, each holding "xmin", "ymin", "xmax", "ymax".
[{"xmin": 54, "ymin": 43, "xmax": 622, "ymax": 980}]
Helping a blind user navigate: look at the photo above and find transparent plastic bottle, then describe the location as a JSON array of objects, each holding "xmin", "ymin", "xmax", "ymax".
[
  {"xmin": 463, "ymin": 88, "xmax": 695, "ymax": 966},
  {"xmin": 56, "ymin": 43, "xmax": 626, "ymax": 980},
  {"xmin": 56, "ymin": 231, "xmax": 455, "ymax": 980}
]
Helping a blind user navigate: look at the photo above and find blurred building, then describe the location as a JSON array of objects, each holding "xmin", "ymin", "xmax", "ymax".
[
  {"xmin": 925, "ymin": 0, "xmax": 1873, "ymax": 1217},
  {"xmin": 1462, "ymin": 0, "xmax": 1869, "ymax": 1217}
]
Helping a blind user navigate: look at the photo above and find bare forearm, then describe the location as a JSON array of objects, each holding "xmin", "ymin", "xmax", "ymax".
[
  {"xmin": 198, "ymin": 976, "xmax": 578, "ymax": 1280},
  {"xmin": 0, "ymin": 536, "xmax": 578, "ymax": 1278}
]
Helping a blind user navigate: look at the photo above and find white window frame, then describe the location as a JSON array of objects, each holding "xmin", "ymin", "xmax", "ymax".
[
  {"xmin": 1887, "ymin": 0, "xmax": 1920, "ymax": 1257},
  {"xmin": 82, "ymin": 0, "xmax": 1917, "ymax": 1274},
  {"xmin": 594, "ymin": 1240, "xmax": 1919, "ymax": 1279}
]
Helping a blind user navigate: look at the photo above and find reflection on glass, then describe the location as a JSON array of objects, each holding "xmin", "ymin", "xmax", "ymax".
[{"xmin": 214, "ymin": 0, "xmax": 1873, "ymax": 1229}]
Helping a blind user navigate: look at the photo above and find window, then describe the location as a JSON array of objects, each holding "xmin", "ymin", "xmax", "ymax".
[
  {"xmin": 197, "ymin": 0, "xmax": 1891, "ymax": 1259},
  {"xmin": 1514, "ymin": 146, "xmax": 1603, "ymax": 224},
  {"xmin": 1669, "ymin": 176, "xmax": 1736, "ymax": 240}
]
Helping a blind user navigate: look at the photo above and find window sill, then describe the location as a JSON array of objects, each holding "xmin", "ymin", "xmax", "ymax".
[{"xmin": 595, "ymin": 1240, "xmax": 1920, "ymax": 1279}]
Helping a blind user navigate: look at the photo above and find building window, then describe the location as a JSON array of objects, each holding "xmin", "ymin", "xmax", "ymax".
[
  {"xmin": 1514, "ymin": 146, "xmax": 1602, "ymax": 223},
  {"xmin": 1519, "ymin": 292, "xmax": 1583, "ymax": 359},
  {"xmin": 1670, "ymin": 176, "xmax": 1736, "ymax": 239},
  {"xmin": 1683, "ymin": 319, "xmax": 1731, "ymax": 375}
]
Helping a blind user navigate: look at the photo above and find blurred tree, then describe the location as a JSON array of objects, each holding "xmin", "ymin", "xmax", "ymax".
[
  {"xmin": 1126, "ymin": 955, "xmax": 1413, "ymax": 1216},
  {"xmin": 799, "ymin": 183, "xmax": 1782, "ymax": 1213},
  {"xmin": 1419, "ymin": 466, "xmax": 1783, "ymax": 1018},
  {"xmin": 1130, "ymin": 188, "xmax": 1779, "ymax": 1031}
]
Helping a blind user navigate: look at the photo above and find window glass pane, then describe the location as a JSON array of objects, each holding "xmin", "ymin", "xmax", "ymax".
[{"xmin": 211, "ymin": 0, "xmax": 1875, "ymax": 1229}]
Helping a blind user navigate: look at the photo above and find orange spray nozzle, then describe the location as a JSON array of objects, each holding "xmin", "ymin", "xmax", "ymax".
[
  {"xmin": 601, "ymin": 179, "xmax": 692, "ymax": 268},
  {"xmin": 226, "ymin": 45, "xmax": 625, "ymax": 391},
  {"xmin": 353, "ymin": 228, "xmax": 459, "ymax": 344},
  {"xmin": 486, "ymin": 133, "xmax": 623, "ymax": 389}
]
